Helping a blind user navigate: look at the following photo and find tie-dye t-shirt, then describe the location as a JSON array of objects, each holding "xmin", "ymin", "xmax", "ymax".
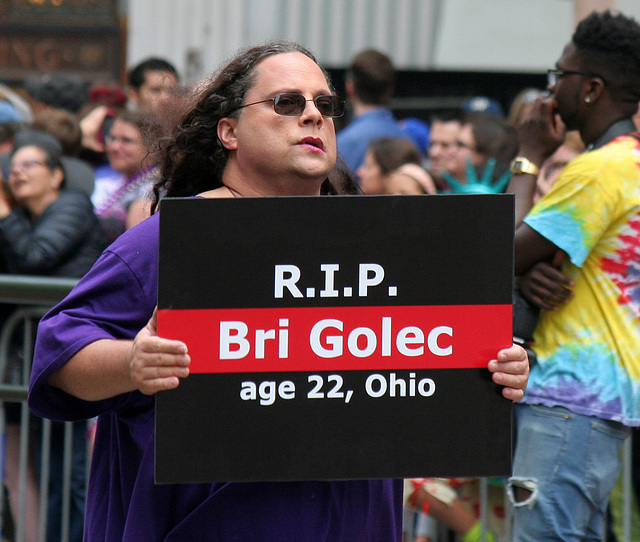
[{"xmin": 522, "ymin": 134, "xmax": 640, "ymax": 426}]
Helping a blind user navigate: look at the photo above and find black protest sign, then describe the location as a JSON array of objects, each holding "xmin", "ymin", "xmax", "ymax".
[{"xmin": 156, "ymin": 194, "xmax": 514, "ymax": 483}]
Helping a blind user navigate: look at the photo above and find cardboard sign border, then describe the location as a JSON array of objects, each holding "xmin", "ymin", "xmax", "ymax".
[{"xmin": 156, "ymin": 195, "xmax": 514, "ymax": 483}]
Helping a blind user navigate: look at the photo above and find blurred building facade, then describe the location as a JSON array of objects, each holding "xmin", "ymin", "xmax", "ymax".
[{"xmin": 0, "ymin": 0, "xmax": 635, "ymax": 121}]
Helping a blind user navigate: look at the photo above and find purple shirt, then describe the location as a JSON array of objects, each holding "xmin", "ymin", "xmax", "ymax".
[{"xmin": 29, "ymin": 212, "xmax": 402, "ymax": 541}]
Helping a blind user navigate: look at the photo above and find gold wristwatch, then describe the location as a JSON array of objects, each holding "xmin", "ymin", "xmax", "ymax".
[{"xmin": 510, "ymin": 157, "xmax": 540, "ymax": 176}]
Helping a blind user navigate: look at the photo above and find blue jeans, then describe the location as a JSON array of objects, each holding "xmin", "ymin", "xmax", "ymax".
[{"xmin": 508, "ymin": 404, "xmax": 629, "ymax": 541}]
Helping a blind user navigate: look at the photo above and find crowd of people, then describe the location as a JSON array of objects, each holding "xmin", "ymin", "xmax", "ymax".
[
  {"xmin": 0, "ymin": 57, "xmax": 182, "ymax": 542},
  {"xmin": 0, "ymin": 7, "xmax": 636, "ymax": 542}
]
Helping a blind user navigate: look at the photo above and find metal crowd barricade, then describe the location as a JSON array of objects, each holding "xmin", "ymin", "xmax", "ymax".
[
  {"xmin": 0, "ymin": 274, "xmax": 85, "ymax": 542},
  {"xmin": 0, "ymin": 275, "xmax": 635, "ymax": 542},
  {"xmin": 404, "ymin": 459, "xmax": 634, "ymax": 542}
]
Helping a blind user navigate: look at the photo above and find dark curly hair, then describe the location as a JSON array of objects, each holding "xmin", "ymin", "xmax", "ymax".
[
  {"xmin": 573, "ymin": 10, "xmax": 640, "ymax": 107},
  {"xmin": 151, "ymin": 41, "xmax": 355, "ymax": 212}
]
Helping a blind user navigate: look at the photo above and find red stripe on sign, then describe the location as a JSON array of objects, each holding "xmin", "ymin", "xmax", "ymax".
[{"xmin": 157, "ymin": 305, "xmax": 512, "ymax": 373}]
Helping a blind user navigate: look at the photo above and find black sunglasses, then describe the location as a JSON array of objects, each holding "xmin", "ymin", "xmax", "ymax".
[
  {"xmin": 236, "ymin": 92, "xmax": 345, "ymax": 118},
  {"xmin": 547, "ymin": 68, "xmax": 605, "ymax": 87}
]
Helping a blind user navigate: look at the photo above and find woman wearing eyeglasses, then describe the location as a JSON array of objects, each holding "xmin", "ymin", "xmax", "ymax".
[
  {"xmin": 92, "ymin": 109, "xmax": 161, "ymax": 243},
  {"xmin": 0, "ymin": 141, "xmax": 106, "ymax": 275}
]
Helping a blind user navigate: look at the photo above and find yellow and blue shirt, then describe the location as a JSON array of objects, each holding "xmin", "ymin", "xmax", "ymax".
[{"xmin": 523, "ymin": 134, "xmax": 640, "ymax": 426}]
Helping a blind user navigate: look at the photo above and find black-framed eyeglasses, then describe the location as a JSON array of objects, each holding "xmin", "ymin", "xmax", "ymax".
[
  {"xmin": 547, "ymin": 69, "xmax": 604, "ymax": 88},
  {"xmin": 236, "ymin": 92, "xmax": 345, "ymax": 118}
]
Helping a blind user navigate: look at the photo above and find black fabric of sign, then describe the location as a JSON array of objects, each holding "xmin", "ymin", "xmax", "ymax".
[
  {"xmin": 158, "ymin": 369, "xmax": 510, "ymax": 483},
  {"xmin": 156, "ymin": 195, "xmax": 514, "ymax": 483}
]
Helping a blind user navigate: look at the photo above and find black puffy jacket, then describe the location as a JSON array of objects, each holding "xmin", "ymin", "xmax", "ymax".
[{"xmin": 0, "ymin": 189, "xmax": 107, "ymax": 278}]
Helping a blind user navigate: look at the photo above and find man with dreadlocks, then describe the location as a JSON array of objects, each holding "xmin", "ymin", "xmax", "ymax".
[{"xmin": 506, "ymin": 10, "xmax": 640, "ymax": 541}]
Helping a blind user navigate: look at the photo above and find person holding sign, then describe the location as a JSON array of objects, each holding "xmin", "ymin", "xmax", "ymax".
[{"xmin": 28, "ymin": 41, "xmax": 528, "ymax": 541}]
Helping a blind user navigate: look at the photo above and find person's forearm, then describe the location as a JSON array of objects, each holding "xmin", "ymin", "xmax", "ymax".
[
  {"xmin": 507, "ymin": 171, "xmax": 538, "ymax": 227},
  {"xmin": 507, "ymin": 140, "xmax": 545, "ymax": 228},
  {"xmin": 508, "ymin": 95, "xmax": 566, "ymax": 226},
  {"xmin": 48, "ymin": 339, "xmax": 137, "ymax": 401},
  {"xmin": 507, "ymin": 147, "xmax": 547, "ymax": 226}
]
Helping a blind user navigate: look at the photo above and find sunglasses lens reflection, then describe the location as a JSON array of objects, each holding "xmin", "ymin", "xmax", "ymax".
[
  {"xmin": 272, "ymin": 93, "xmax": 344, "ymax": 118},
  {"xmin": 273, "ymin": 94, "xmax": 306, "ymax": 115}
]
